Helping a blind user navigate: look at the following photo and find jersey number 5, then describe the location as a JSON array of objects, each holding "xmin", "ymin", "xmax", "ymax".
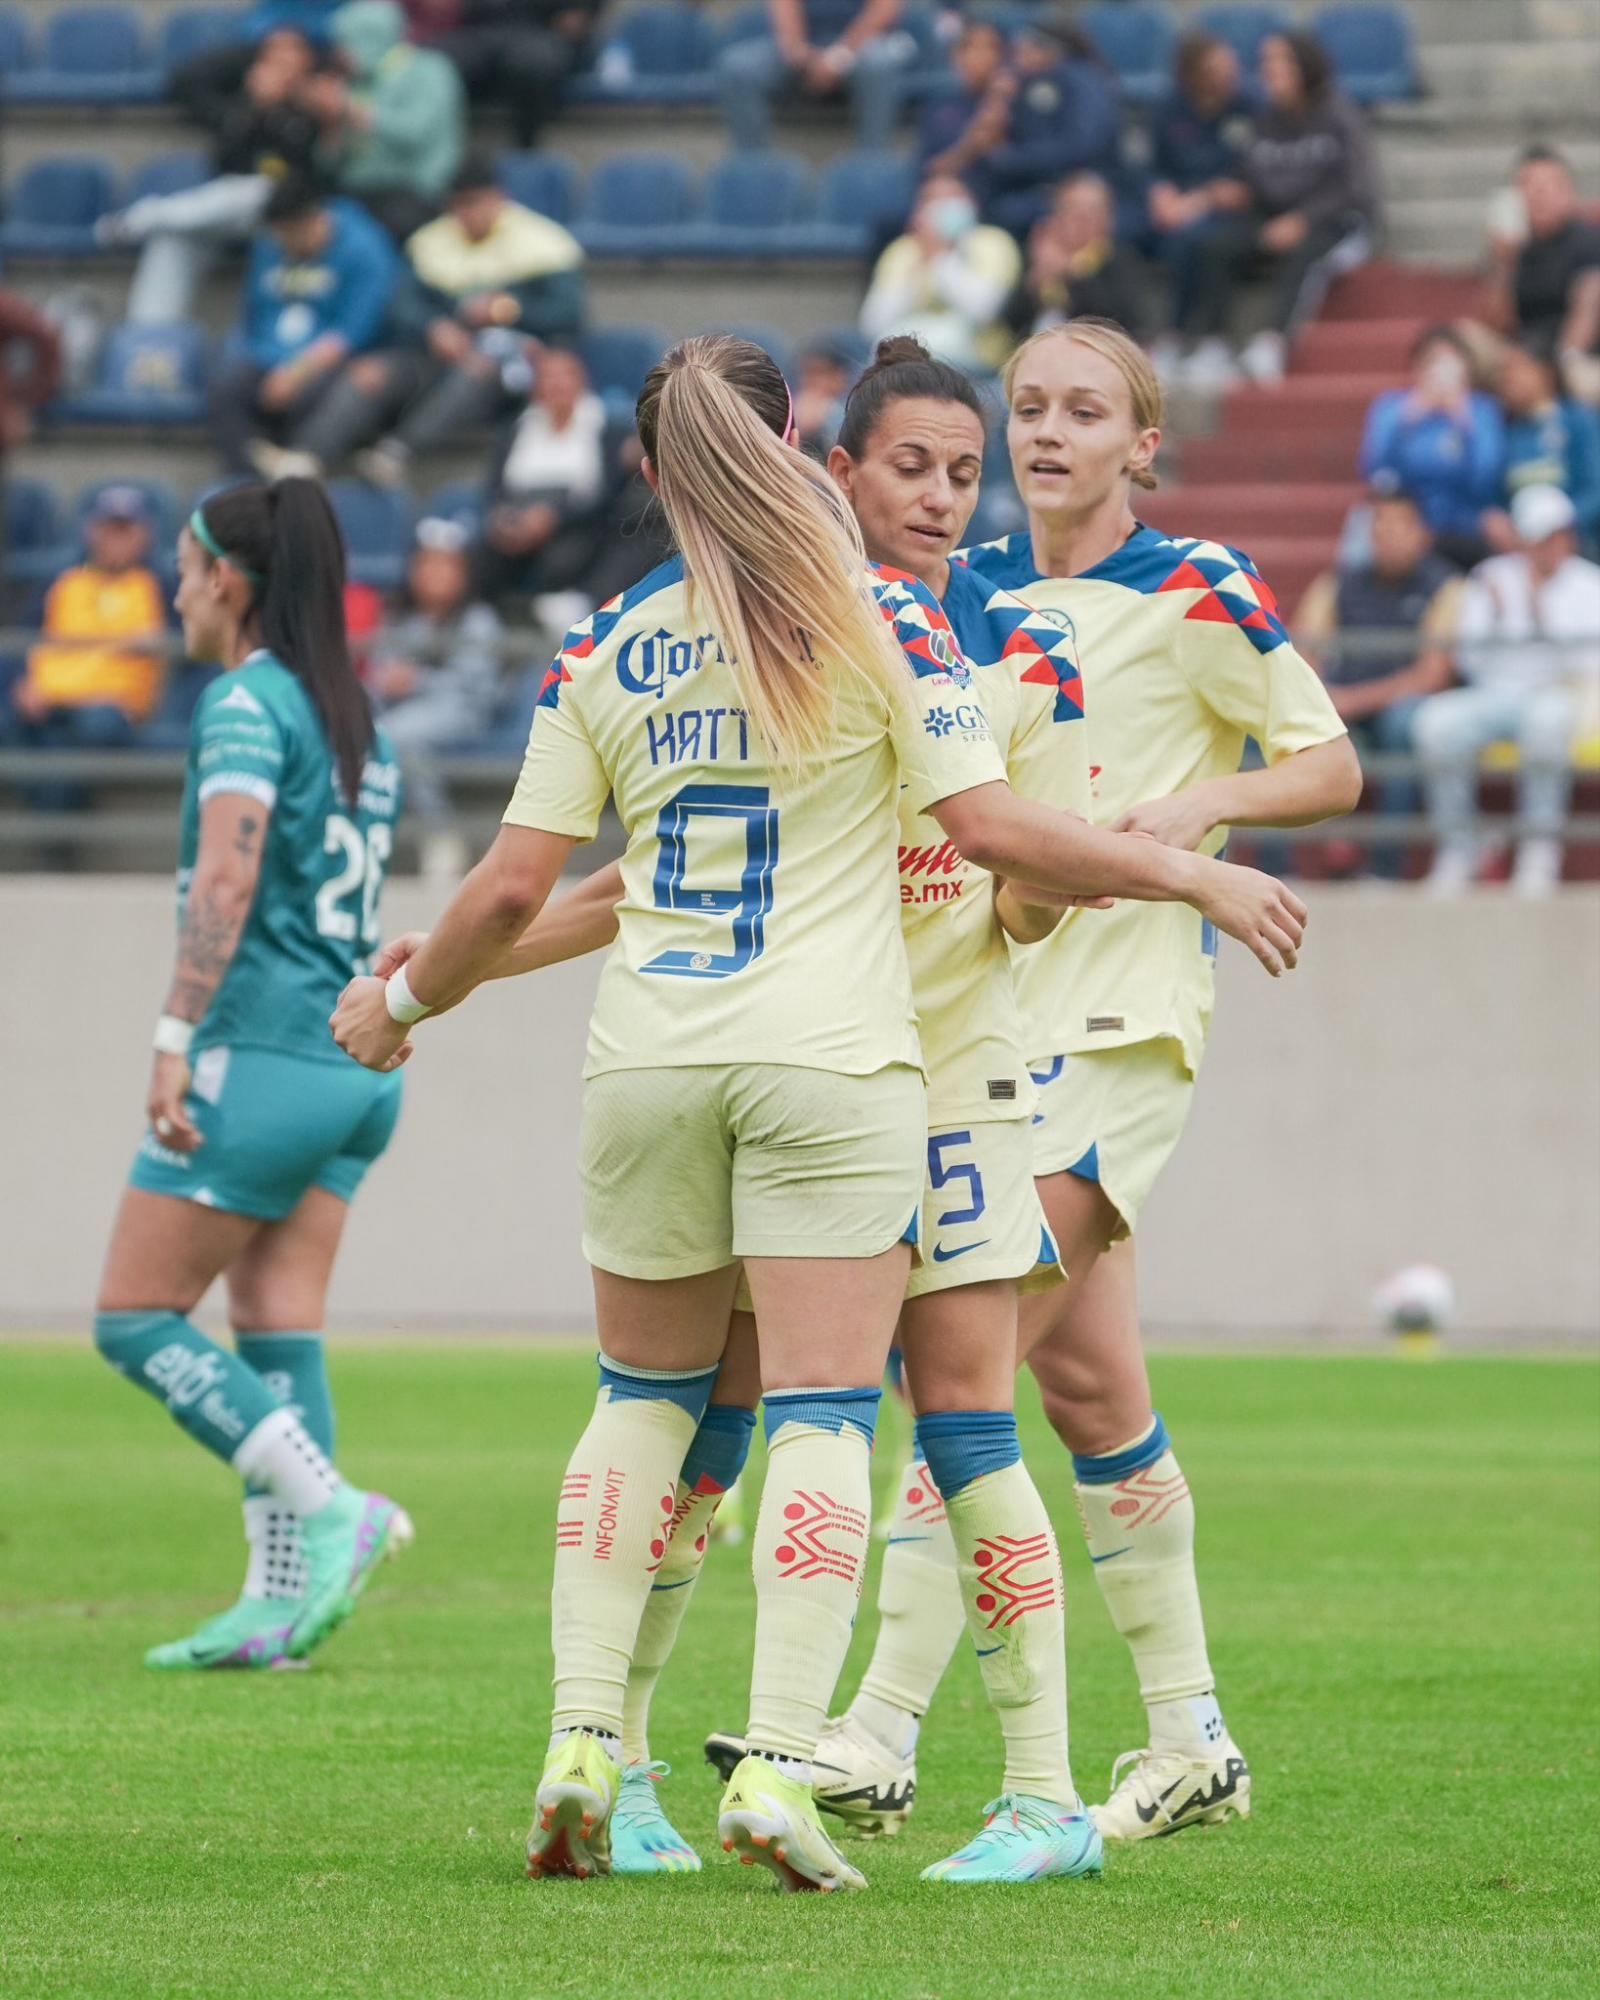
[
  {"xmin": 643, "ymin": 783, "xmax": 779, "ymax": 980},
  {"xmin": 316, "ymin": 813, "xmax": 392, "ymax": 947}
]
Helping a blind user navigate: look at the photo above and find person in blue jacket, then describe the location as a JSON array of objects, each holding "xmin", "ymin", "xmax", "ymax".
[
  {"xmin": 1359, "ymin": 326, "xmax": 1506, "ymax": 569},
  {"xmin": 938, "ymin": 13, "xmax": 1121, "ymax": 243},
  {"xmin": 1495, "ymin": 339, "xmax": 1600, "ymax": 553},
  {"xmin": 208, "ymin": 175, "xmax": 400, "ymax": 479}
]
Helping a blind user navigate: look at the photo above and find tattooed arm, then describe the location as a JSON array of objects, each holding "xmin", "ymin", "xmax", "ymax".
[{"xmin": 147, "ymin": 795, "xmax": 268, "ymax": 1150}]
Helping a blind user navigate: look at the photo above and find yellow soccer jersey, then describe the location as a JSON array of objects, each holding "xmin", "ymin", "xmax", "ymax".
[
  {"xmin": 505, "ymin": 557, "xmax": 1007, "ymax": 1079},
  {"xmin": 962, "ymin": 524, "xmax": 1346, "ymax": 1073},
  {"xmin": 899, "ymin": 558, "xmax": 1093, "ymax": 1124}
]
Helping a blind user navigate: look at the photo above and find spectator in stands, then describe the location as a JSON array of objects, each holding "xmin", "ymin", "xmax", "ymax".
[
  {"xmin": 277, "ymin": 154, "xmax": 586, "ymax": 486},
  {"xmin": 402, "ymin": 1, "xmax": 600, "ymax": 149},
  {"xmin": 5, "ymin": 489, "xmax": 167, "ymax": 807},
  {"xmin": 371, "ymin": 515, "xmax": 506, "ymax": 877},
  {"xmin": 860, "ymin": 173, "xmax": 1021, "ymax": 371},
  {"xmin": 916, "ymin": 15, "xmax": 1006, "ymax": 174},
  {"xmin": 718, "ymin": 2, "xmax": 919, "ymax": 155},
  {"xmin": 1183, "ymin": 29, "xmax": 1378, "ymax": 387},
  {"xmin": 1295, "ymin": 486, "xmax": 1461, "ymax": 871},
  {"xmin": 932, "ymin": 12, "xmax": 1121, "ymax": 242},
  {"xmin": 1003, "ymin": 172, "xmax": 1147, "ymax": 349},
  {"xmin": 1415, "ymin": 485, "xmax": 1600, "ymax": 897},
  {"xmin": 1143, "ymin": 30, "xmax": 1253, "ymax": 381},
  {"xmin": 792, "ymin": 339, "xmax": 857, "ymax": 460},
  {"xmin": 168, "ymin": 3, "xmax": 341, "ymax": 138},
  {"xmin": 305, "ymin": 0, "xmax": 466, "ymax": 241},
  {"xmin": 474, "ymin": 347, "xmax": 658, "ymax": 621},
  {"xmin": 1359, "ymin": 327, "xmax": 1506, "ymax": 570},
  {"xmin": 0, "ymin": 288, "xmax": 63, "ymax": 457},
  {"xmin": 1492, "ymin": 340, "xmax": 1600, "ymax": 553},
  {"xmin": 210, "ymin": 176, "xmax": 401, "ymax": 478},
  {"xmin": 1483, "ymin": 148, "xmax": 1600, "ymax": 399},
  {"xmin": 106, "ymin": 28, "xmax": 326, "ymax": 328}
]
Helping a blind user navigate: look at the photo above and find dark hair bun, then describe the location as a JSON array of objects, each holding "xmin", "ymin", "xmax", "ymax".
[{"xmin": 870, "ymin": 335, "xmax": 934, "ymax": 372}]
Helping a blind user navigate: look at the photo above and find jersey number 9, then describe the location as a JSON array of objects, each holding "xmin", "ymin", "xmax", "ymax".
[{"xmin": 643, "ymin": 783, "xmax": 779, "ymax": 981}]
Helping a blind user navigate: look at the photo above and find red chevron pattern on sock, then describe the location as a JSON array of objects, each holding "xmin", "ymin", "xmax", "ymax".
[
  {"xmin": 1108, "ymin": 1461, "xmax": 1191, "ymax": 1531},
  {"xmin": 773, "ymin": 1489, "xmax": 868, "ymax": 1583},
  {"xmin": 972, "ymin": 1532, "xmax": 1061, "ymax": 1629}
]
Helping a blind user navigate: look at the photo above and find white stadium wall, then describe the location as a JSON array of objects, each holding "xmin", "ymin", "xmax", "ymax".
[{"xmin": 3, "ymin": 879, "xmax": 1597, "ymax": 1340}]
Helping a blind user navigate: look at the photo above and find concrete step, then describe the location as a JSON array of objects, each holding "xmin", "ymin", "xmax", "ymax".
[
  {"xmin": 1139, "ymin": 482, "xmax": 1359, "ymax": 540},
  {"xmin": 1384, "ymin": 196, "xmax": 1505, "ymax": 262},
  {"xmin": 1322, "ymin": 258, "xmax": 1480, "ymax": 321},
  {"xmin": 1293, "ymin": 317, "xmax": 1425, "ymax": 375},
  {"xmin": 1181, "ymin": 430, "xmax": 1361, "ymax": 486},
  {"xmin": 1376, "ymin": 135, "xmax": 1600, "ymax": 204},
  {"xmin": 1419, "ymin": 39, "xmax": 1600, "ymax": 118}
]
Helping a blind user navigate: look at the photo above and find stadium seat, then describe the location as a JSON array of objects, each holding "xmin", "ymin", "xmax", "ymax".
[
  {"xmin": 498, "ymin": 152, "xmax": 580, "ymax": 227},
  {"xmin": 160, "ymin": 7, "xmax": 249, "ymax": 75},
  {"xmin": 792, "ymin": 150, "xmax": 920, "ymax": 256},
  {"xmin": 328, "ymin": 480, "xmax": 413, "ymax": 591},
  {"xmin": 420, "ymin": 480, "xmax": 487, "ymax": 536},
  {"xmin": 3, "ymin": 479, "xmax": 70, "ymax": 589},
  {"xmin": 681, "ymin": 150, "xmax": 816, "ymax": 255},
  {"xmin": 808, "ymin": 325, "xmax": 873, "ymax": 375},
  {"xmin": 141, "ymin": 662, "xmax": 214, "ymax": 749},
  {"xmin": 0, "ymin": 8, "xmax": 30, "ymax": 80},
  {"xmin": 567, "ymin": 3, "xmax": 718, "ymax": 104},
  {"xmin": 4, "ymin": 7, "xmax": 159, "ymax": 105},
  {"xmin": 1313, "ymin": 4, "xmax": 1419, "ymax": 104},
  {"xmin": 1082, "ymin": 2, "xmax": 1178, "ymax": 107},
  {"xmin": 579, "ymin": 323, "xmax": 669, "ymax": 401},
  {"xmin": 1194, "ymin": 4, "xmax": 1289, "ymax": 68},
  {"xmin": 577, "ymin": 152, "xmax": 700, "ymax": 257},
  {"xmin": 55, "ymin": 324, "xmax": 210, "ymax": 426},
  {"xmin": 718, "ymin": 2, "xmax": 773, "ymax": 50},
  {"xmin": 124, "ymin": 152, "xmax": 213, "ymax": 206},
  {"xmin": 0, "ymin": 157, "xmax": 116, "ymax": 256}
]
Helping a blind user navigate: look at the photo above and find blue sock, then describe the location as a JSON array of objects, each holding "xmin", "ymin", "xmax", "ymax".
[
  {"xmin": 597, "ymin": 1352, "xmax": 720, "ymax": 1424},
  {"xmin": 763, "ymin": 1386, "xmax": 881, "ymax": 1447},
  {"xmin": 94, "ymin": 1309, "xmax": 284, "ymax": 1467},
  {"xmin": 916, "ymin": 1410, "xmax": 1021, "ymax": 1499},
  {"xmin": 236, "ymin": 1332, "xmax": 334, "ymax": 1499},
  {"xmin": 1071, "ymin": 1414, "xmax": 1168, "ymax": 1485},
  {"xmin": 681, "ymin": 1403, "xmax": 757, "ymax": 1494}
]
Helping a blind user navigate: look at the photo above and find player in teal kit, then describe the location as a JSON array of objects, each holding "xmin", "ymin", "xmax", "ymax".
[{"xmin": 93, "ymin": 479, "xmax": 412, "ymax": 1671}]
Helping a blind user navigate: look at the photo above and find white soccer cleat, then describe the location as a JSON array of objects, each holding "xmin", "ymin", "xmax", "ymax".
[
  {"xmin": 1089, "ymin": 1738, "xmax": 1251, "ymax": 1842},
  {"xmin": 810, "ymin": 1712, "xmax": 917, "ymax": 1838}
]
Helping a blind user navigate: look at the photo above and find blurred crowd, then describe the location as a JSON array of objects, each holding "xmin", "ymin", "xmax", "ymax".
[{"xmin": 2, "ymin": 0, "xmax": 1599, "ymax": 881}]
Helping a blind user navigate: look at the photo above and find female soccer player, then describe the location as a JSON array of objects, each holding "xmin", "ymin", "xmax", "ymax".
[
  {"xmin": 94, "ymin": 478, "xmax": 412, "ymax": 1671},
  {"xmin": 332, "ymin": 335, "xmax": 1305, "ymax": 1893},
  {"xmin": 363, "ymin": 338, "xmax": 1308, "ymax": 1886},
  {"xmin": 825, "ymin": 317, "xmax": 1363, "ymax": 1843}
]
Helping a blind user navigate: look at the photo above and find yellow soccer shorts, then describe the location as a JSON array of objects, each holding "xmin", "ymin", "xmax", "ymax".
[
  {"xmin": 1027, "ymin": 1039, "xmax": 1196, "ymax": 1238},
  {"xmin": 904, "ymin": 1116, "xmax": 1063, "ymax": 1300},
  {"xmin": 580, "ymin": 1061, "xmax": 926, "ymax": 1280}
]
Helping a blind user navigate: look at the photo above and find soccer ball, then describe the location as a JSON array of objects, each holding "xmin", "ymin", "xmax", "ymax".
[{"xmin": 1373, "ymin": 1263, "xmax": 1456, "ymax": 1337}]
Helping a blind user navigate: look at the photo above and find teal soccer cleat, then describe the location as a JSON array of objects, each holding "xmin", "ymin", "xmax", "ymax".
[
  {"xmin": 145, "ymin": 1596, "xmax": 302, "ymax": 1671},
  {"xmin": 611, "ymin": 1762, "xmax": 702, "ymax": 1875},
  {"xmin": 921, "ymin": 1795, "xmax": 1103, "ymax": 1884},
  {"xmin": 287, "ymin": 1488, "xmax": 413, "ymax": 1658}
]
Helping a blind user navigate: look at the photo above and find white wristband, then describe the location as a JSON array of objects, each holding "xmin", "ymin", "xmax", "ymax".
[
  {"xmin": 384, "ymin": 965, "xmax": 431, "ymax": 1025},
  {"xmin": 153, "ymin": 1014, "xmax": 195, "ymax": 1057}
]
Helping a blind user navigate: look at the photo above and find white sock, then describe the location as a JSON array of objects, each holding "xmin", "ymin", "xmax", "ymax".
[
  {"xmin": 232, "ymin": 1407, "xmax": 343, "ymax": 1517},
  {"xmin": 849, "ymin": 1691, "xmax": 920, "ymax": 1760},
  {"xmin": 1148, "ymin": 1692, "xmax": 1228, "ymax": 1755},
  {"xmin": 242, "ymin": 1495, "xmax": 306, "ymax": 1601},
  {"xmin": 851, "ymin": 1455, "xmax": 966, "ymax": 1741}
]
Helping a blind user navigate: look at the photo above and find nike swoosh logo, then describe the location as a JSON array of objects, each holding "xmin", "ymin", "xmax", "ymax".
[
  {"xmin": 931, "ymin": 1239, "xmax": 991, "ymax": 1263},
  {"xmin": 885, "ymin": 1535, "xmax": 930, "ymax": 1546},
  {"xmin": 1135, "ymin": 1780, "xmax": 1186, "ymax": 1824},
  {"xmin": 975, "ymin": 1643, "xmax": 1002, "ymax": 1657},
  {"xmin": 1090, "ymin": 1547, "xmax": 1133, "ymax": 1564}
]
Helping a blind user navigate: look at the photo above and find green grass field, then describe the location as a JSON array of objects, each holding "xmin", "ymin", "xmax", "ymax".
[{"xmin": 2, "ymin": 1344, "xmax": 1596, "ymax": 2000}]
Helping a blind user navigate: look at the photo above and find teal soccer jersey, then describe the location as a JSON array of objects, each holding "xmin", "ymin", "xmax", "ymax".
[{"xmin": 178, "ymin": 650, "xmax": 402, "ymax": 1062}]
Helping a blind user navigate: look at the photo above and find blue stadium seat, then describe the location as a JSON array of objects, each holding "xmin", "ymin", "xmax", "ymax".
[
  {"xmin": 680, "ymin": 150, "xmax": 815, "ymax": 255},
  {"xmin": 718, "ymin": 3, "xmax": 773, "ymax": 50},
  {"xmin": 578, "ymin": 153, "xmax": 700, "ymax": 257},
  {"xmin": 3, "ymin": 480, "xmax": 69, "ymax": 589},
  {"xmin": 160, "ymin": 7, "xmax": 249, "ymax": 74},
  {"xmin": 1082, "ymin": 2, "xmax": 1177, "ymax": 106},
  {"xmin": 498, "ymin": 152, "xmax": 581, "ymax": 227},
  {"xmin": 1313, "ymin": 3, "xmax": 1418, "ymax": 104},
  {"xmin": 125, "ymin": 152, "xmax": 213, "ymax": 205},
  {"xmin": 329, "ymin": 480, "xmax": 413, "ymax": 591},
  {"xmin": 806, "ymin": 325, "xmax": 873, "ymax": 376},
  {"xmin": 579, "ymin": 323, "xmax": 669, "ymax": 401},
  {"xmin": 568, "ymin": 3, "xmax": 718, "ymax": 103},
  {"xmin": 1195, "ymin": 5, "xmax": 1289, "ymax": 68},
  {"xmin": 0, "ymin": 157, "xmax": 116, "ymax": 255},
  {"xmin": 0, "ymin": 8, "xmax": 31, "ymax": 80},
  {"xmin": 420, "ymin": 480, "xmax": 487, "ymax": 536},
  {"xmin": 5, "ymin": 7, "xmax": 160, "ymax": 105},
  {"xmin": 56, "ymin": 324, "xmax": 210, "ymax": 426},
  {"xmin": 141, "ymin": 662, "xmax": 214, "ymax": 748},
  {"xmin": 791, "ymin": 150, "xmax": 919, "ymax": 255}
]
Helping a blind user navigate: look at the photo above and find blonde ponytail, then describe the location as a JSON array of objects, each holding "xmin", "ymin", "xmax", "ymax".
[{"xmin": 639, "ymin": 335, "xmax": 909, "ymax": 770}]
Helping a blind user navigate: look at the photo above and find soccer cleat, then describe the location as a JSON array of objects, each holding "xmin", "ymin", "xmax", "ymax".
[
  {"xmin": 286, "ymin": 1488, "xmax": 413, "ymax": 1659},
  {"xmin": 1090, "ymin": 1739, "xmax": 1252, "ymax": 1841},
  {"xmin": 704, "ymin": 1729, "xmax": 747, "ymax": 1784},
  {"xmin": 717, "ymin": 1754, "xmax": 867, "ymax": 1893},
  {"xmin": 921, "ymin": 1794, "xmax": 1103, "ymax": 1884},
  {"xmin": 144, "ymin": 1595, "xmax": 303, "ymax": 1671},
  {"xmin": 610, "ymin": 1762, "xmax": 701, "ymax": 1875},
  {"xmin": 527, "ymin": 1729, "xmax": 620, "ymax": 1881},
  {"xmin": 811, "ymin": 1712, "xmax": 917, "ymax": 1837}
]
